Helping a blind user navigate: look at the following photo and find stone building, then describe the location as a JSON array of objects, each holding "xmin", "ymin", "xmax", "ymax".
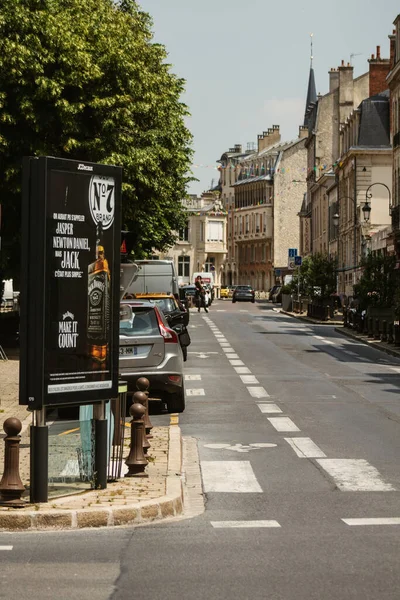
[
  {"xmin": 387, "ymin": 15, "xmax": 400, "ymax": 259},
  {"xmin": 155, "ymin": 193, "xmax": 227, "ymax": 289},
  {"xmin": 219, "ymin": 126, "xmax": 307, "ymax": 290},
  {"xmin": 336, "ymin": 91, "xmax": 392, "ymax": 296}
]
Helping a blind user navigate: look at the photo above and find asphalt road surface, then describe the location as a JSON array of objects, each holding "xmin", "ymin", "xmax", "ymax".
[{"xmin": 1, "ymin": 301, "xmax": 400, "ymax": 600}]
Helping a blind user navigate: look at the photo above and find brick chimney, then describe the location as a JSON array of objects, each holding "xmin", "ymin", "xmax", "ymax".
[
  {"xmin": 257, "ymin": 125, "xmax": 281, "ymax": 152},
  {"xmin": 368, "ymin": 45, "xmax": 390, "ymax": 96},
  {"xmin": 389, "ymin": 31, "xmax": 396, "ymax": 69},
  {"xmin": 329, "ymin": 67, "xmax": 339, "ymax": 92}
]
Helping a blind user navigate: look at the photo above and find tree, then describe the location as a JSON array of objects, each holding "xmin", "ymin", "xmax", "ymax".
[
  {"xmin": 290, "ymin": 253, "xmax": 337, "ymax": 300},
  {"xmin": 0, "ymin": 0, "xmax": 193, "ymax": 284},
  {"xmin": 354, "ymin": 252, "xmax": 398, "ymax": 310}
]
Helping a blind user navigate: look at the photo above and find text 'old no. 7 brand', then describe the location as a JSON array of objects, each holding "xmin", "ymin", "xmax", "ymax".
[{"xmin": 89, "ymin": 175, "xmax": 115, "ymax": 229}]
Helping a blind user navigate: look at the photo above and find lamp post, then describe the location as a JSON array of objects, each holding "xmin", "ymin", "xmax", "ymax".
[{"xmin": 365, "ymin": 182, "xmax": 392, "ymax": 216}]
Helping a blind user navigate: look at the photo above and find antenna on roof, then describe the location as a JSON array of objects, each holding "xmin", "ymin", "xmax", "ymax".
[{"xmin": 310, "ymin": 33, "xmax": 314, "ymax": 67}]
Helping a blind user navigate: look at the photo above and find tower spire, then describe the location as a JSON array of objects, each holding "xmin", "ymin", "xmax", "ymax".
[{"xmin": 304, "ymin": 33, "xmax": 317, "ymax": 129}]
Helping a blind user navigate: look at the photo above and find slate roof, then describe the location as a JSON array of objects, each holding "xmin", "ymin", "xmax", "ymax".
[{"xmin": 358, "ymin": 91, "xmax": 390, "ymax": 147}]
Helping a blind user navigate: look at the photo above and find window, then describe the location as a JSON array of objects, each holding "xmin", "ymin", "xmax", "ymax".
[
  {"xmin": 200, "ymin": 222, "xmax": 204, "ymax": 242},
  {"xmin": 179, "ymin": 226, "xmax": 189, "ymax": 241},
  {"xmin": 207, "ymin": 221, "xmax": 224, "ymax": 242},
  {"xmin": 178, "ymin": 255, "xmax": 190, "ymax": 277},
  {"xmin": 261, "ymin": 244, "xmax": 266, "ymax": 262},
  {"xmin": 245, "ymin": 215, "xmax": 249, "ymax": 233}
]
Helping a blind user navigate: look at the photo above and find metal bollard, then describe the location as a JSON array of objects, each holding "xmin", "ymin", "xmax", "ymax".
[
  {"xmin": 381, "ymin": 320, "xmax": 388, "ymax": 343},
  {"xmin": 125, "ymin": 401, "xmax": 148, "ymax": 477},
  {"xmin": 388, "ymin": 322, "xmax": 394, "ymax": 344},
  {"xmin": 374, "ymin": 318, "xmax": 380, "ymax": 340},
  {"xmin": 133, "ymin": 391, "xmax": 151, "ymax": 454},
  {"xmin": 136, "ymin": 377, "xmax": 153, "ymax": 439},
  {"xmin": 0, "ymin": 418, "xmax": 25, "ymax": 507}
]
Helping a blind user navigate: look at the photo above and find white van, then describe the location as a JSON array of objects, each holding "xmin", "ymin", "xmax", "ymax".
[{"xmin": 125, "ymin": 260, "xmax": 179, "ymax": 296}]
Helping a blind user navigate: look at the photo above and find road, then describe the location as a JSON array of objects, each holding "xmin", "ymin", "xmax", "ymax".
[{"xmin": 1, "ymin": 301, "xmax": 400, "ymax": 600}]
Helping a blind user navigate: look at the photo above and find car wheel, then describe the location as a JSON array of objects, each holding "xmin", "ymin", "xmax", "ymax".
[
  {"xmin": 251, "ymin": 299, "xmax": 255, "ymax": 303},
  {"xmin": 166, "ymin": 389, "xmax": 185, "ymax": 413}
]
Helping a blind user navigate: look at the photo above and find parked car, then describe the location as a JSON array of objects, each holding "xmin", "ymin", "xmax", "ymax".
[
  {"xmin": 232, "ymin": 285, "xmax": 255, "ymax": 303},
  {"xmin": 119, "ymin": 300, "xmax": 185, "ymax": 413},
  {"xmin": 134, "ymin": 293, "xmax": 191, "ymax": 360},
  {"xmin": 220, "ymin": 285, "xmax": 231, "ymax": 299},
  {"xmin": 179, "ymin": 284, "xmax": 197, "ymax": 308}
]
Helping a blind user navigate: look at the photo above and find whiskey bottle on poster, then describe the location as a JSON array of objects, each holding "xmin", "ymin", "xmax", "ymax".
[{"xmin": 87, "ymin": 223, "xmax": 110, "ymax": 363}]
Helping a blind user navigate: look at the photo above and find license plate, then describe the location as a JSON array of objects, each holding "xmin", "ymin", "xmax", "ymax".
[{"xmin": 119, "ymin": 346, "xmax": 138, "ymax": 356}]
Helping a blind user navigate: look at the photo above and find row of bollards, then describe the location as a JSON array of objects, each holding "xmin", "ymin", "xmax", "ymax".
[
  {"xmin": 0, "ymin": 376, "xmax": 156, "ymax": 507},
  {"xmin": 125, "ymin": 377, "xmax": 154, "ymax": 478}
]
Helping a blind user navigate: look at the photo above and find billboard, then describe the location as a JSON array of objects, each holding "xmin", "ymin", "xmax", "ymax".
[{"xmin": 20, "ymin": 157, "xmax": 122, "ymax": 409}]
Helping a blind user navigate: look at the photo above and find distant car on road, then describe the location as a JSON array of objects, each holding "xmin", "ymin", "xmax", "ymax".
[
  {"xmin": 220, "ymin": 285, "xmax": 231, "ymax": 299},
  {"xmin": 119, "ymin": 300, "xmax": 185, "ymax": 413},
  {"xmin": 232, "ymin": 285, "xmax": 255, "ymax": 303}
]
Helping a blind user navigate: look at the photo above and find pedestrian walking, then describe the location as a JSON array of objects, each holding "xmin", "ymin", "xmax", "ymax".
[{"xmin": 195, "ymin": 276, "xmax": 208, "ymax": 313}]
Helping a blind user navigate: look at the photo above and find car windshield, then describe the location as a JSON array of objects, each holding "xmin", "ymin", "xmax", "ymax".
[
  {"xmin": 147, "ymin": 298, "xmax": 176, "ymax": 314},
  {"xmin": 236, "ymin": 286, "xmax": 252, "ymax": 290},
  {"xmin": 120, "ymin": 307, "xmax": 159, "ymax": 336}
]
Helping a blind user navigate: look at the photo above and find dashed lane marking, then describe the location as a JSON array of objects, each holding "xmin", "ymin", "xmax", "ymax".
[
  {"xmin": 222, "ymin": 347, "xmax": 235, "ymax": 353},
  {"xmin": 342, "ymin": 518, "xmax": 400, "ymax": 526},
  {"xmin": 240, "ymin": 375, "xmax": 259, "ymax": 384},
  {"xmin": 316, "ymin": 459, "xmax": 395, "ymax": 491},
  {"xmin": 247, "ymin": 386, "xmax": 270, "ymax": 398},
  {"xmin": 211, "ymin": 520, "xmax": 280, "ymax": 529},
  {"xmin": 268, "ymin": 417, "xmax": 300, "ymax": 432},
  {"xmin": 257, "ymin": 403, "xmax": 282, "ymax": 414},
  {"xmin": 226, "ymin": 353, "xmax": 240, "ymax": 359},
  {"xmin": 0, "ymin": 546, "xmax": 13, "ymax": 551},
  {"xmin": 229, "ymin": 360, "xmax": 245, "ymax": 366},
  {"xmin": 185, "ymin": 374, "xmax": 202, "ymax": 381},
  {"xmin": 234, "ymin": 366, "xmax": 251, "ymax": 374},
  {"xmin": 186, "ymin": 388, "xmax": 205, "ymax": 396},
  {"xmin": 284, "ymin": 437, "xmax": 326, "ymax": 458},
  {"xmin": 201, "ymin": 461, "xmax": 263, "ymax": 493}
]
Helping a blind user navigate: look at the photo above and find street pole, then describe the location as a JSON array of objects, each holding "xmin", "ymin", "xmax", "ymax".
[
  {"xmin": 30, "ymin": 407, "xmax": 48, "ymax": 503},
  {"xmin": 93, "ymin": 401, "xmax": 108, "ymax": 489}
]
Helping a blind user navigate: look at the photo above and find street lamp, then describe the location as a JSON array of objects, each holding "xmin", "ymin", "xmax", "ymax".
[
  {"xmin": 333, "ymin": 212, "xmax": 340, "ymax": 228},
  {"xmin": 365, "ymin": 182, "xmax": 392, "ymax": 217}
]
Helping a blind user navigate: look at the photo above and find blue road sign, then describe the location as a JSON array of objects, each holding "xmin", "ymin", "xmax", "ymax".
[
  {"xmin": 288, "ymin": 248, "xmax": 298, "ymax": 258},
  {"xmin": 294, "ymin": 256, "xmax": 302, "ymax": 266},
  {"xmin": 275, "ymin": 269, "xmax": 281, "ymax": 276}
]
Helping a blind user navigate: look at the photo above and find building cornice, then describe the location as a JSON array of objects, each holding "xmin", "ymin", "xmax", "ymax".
[{"xmin": 336, "ymin": 146, "xmax": 392, "ymax": 170}]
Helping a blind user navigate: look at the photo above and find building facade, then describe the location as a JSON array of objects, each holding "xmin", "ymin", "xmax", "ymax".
[{"xmin": 387, "ymin": 15, "xmax": 400, "ymax": 259}]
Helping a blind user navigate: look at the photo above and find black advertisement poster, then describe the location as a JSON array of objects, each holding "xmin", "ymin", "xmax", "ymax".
[{"xmin": 20, "ymin": 157, "xmax": 122, "ymax": 408}]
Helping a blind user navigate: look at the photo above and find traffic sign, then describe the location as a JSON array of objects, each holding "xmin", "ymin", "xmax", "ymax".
[
  {"xmin": 288, "ymin": 260, "xmax": 296, "ymax": 270},
  {"xmin": 294, "ymin": 256, "xmax": 302, "ymax": 266},
  {"xmin": 288, "ymin": 248, "xmax": 298, "ymax": 258}
]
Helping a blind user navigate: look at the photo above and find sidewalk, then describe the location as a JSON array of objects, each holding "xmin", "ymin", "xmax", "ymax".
[
  {"xmin": 0, "ymin": 360, "xmax": 183, "ymax": 531},
  {"xmin": 334, "ymin": 326, "xmax": 400, "ymax": 360}
]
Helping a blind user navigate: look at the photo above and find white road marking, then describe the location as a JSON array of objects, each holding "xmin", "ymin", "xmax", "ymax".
[
  {"xmin": 214, "ymin": 334, "xmax": 225, "ymax": 338},
  {"xmin": 226, "ymin": 354, "xmax": 240, "ymax": 359},
  {"xmin": 314, "ymin": 335, "xmax": 325, "ymax": 340},
  {"xmin": 389, "ymin": 366, "xmax": 400, "ymax": 373},
  {"xmin": 247, "ymin": 387, "xmax": 269, "ymax": 398},
  {"xmin": 0, "ymin": 546, "xmax": 13, "ymax": 551},
  {"xmin": 185, "ymin": 374, "xmax": 202, "ymax": 381},
  {"xmin": 316, "ymin": 459, "xmax": 395, "ymax": 491},
  {"xmin": 219, "ymin": 342, "xmax": 231, "ymax": 347},
  {"xmin": 204, "ymin": 442, "xmax": 276, "ymax": 453},
  {"xmin": 230, "ymin": 360, "xmax": 244, "ymax": 366},
  {"xmin": 268, "ymin": 417, "xmax": 300, "ymax": 432},
  {"xmin": 186, "ymin": 388, "xmax": 205, "ymax": 396},
  {"xmin": 216, "ymin": 310, "xmax": 226, "ymax": 312},
  {"xmin": 316, "ymin": 395, "xmax": 337, "ymax": 399},
  {"xmin": 201, "ymin": 461, "xmax": 263, "ymax": 492},
  {"xmin": 285, "ymin": 437, "xmax": 326, "ymax": 458},
  {"xmin": 211, "ymin": 520, "xmax": 280, "ymax": 529},
  {"xmin": 222, "ymin": 347, "xmax": 235, "ymax": 353},
  {"xmin": 240, "ymin": 375, "xmax": 259, "ymax": 384},
  {"xmin": 257, "ymin": 403, "xmax": 282, "ymax": 414},
  {"xmin": 234, "ymin": 367, "xmax": 251, "ymax": 374},
  {"xmin": 239, "ymin": 310, "xmax": 249, "ymax": 313},
  {"xmin": 342, "ymin": 518, "xmax": 400, "ymax": 526},
  {"xmin": 324, "ymin": 340, "xmax": 335, "ymax": 345}
]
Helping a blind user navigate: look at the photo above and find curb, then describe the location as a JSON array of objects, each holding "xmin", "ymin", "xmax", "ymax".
[
  {"xmin": 0, "ymin": 425, "xmax": 183, "ymax": 532},
  {"xmin": 279, "ymin": 309, "xmax": 340, "ymax": 326},
  {"xmin": 334, "ymin": 327, "xmax": 400, "ymax": 359}
]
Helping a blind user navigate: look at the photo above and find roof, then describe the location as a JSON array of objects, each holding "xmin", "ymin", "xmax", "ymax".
[
  {"xmin": 358, "ymin": 91, "xmax": 390, "ymax": 147},
  {"xmin": 304, "ymin": 67, "xmax": 317, "ymax": 129}
]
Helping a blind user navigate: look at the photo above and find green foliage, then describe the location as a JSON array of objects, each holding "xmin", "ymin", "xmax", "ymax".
[
  {"xmin": 280, "ymin": 284, "xmax": 292, "ymax": 295},
  {"xmin": 0, "ymin": 0, "xmax": 193, "ymax": 281},
  {"xmin": 354, "ymin": 252, "xmax": 398, "ymax": 310},
  {"xmin": 292, "ymin": 253, "xmax": 337, "ymax": 300}
]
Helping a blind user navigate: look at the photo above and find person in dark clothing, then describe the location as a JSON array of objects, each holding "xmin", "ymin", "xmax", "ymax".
[{"xmin": 194, "ymin": 276, "xmax": 208, "ymax": 313}]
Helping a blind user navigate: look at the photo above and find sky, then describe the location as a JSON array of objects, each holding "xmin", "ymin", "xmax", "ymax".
[{"xmin": 139, "ymin": 0, "xmax": 400, "ymax": 196}]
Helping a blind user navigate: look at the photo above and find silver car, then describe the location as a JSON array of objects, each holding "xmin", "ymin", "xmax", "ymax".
[{"xmin": 119, "ymin": 300, "xmax": 185, "ymax": 413}]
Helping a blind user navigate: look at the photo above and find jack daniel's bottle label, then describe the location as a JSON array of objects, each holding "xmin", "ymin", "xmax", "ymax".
[{"xmin": 87, "ymin": 271, "xmax": 109, "ymax": 342}]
